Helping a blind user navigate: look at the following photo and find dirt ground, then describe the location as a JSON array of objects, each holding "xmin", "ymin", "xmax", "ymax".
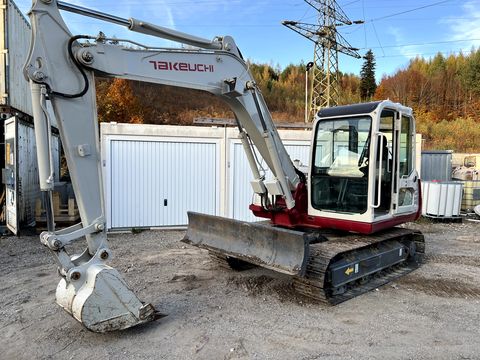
[{"xmin": 1, "ymin": 221, "xmax": 480, "ymax": 360}]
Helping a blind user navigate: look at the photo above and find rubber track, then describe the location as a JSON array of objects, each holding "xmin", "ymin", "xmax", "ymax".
[{"xmin": 293, "ymin": 227, "xmax": 425, "ymax": 304}]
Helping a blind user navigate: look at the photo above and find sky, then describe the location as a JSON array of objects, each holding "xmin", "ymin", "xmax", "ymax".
[{"xmin": 15, "ymin": 0, "xmax": 480, "ymax": 80}]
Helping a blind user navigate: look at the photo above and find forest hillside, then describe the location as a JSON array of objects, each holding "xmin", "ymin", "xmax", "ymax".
[{"xmin": 96, "ymin": 51, "xmax": 480, "ymax": 152}]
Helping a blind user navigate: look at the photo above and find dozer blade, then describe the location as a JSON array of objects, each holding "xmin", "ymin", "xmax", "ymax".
[
  {"xmin": 182, "ymin": 212, "xmax": 310, "ymax": 276},
  {"xmin": 56, "ymin": 264, "xmax": 161, "ymax": 332}
]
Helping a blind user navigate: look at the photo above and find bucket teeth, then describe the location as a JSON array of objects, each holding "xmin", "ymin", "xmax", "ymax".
[{"xmin": 56, "ymin": 264, "xmax": 161, "ymax": 332}]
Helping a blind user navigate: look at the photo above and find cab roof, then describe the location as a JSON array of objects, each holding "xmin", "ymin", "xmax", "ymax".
[
  {"xmin": 317, "ymin": 100, "xmax": 414, "ymax": 119},
  {"xmin": 316, "ymin": 101, "xmax": 383, "ymax": 118}
]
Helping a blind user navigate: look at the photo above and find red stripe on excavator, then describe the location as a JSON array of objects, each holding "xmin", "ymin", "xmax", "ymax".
[
  {"xmin": 249, "ymin": 205, "xmax": 419, "ymax": 235},
  {"xmin": 250, "ymin": 180, "xmax": 422, "ymax": 235}
]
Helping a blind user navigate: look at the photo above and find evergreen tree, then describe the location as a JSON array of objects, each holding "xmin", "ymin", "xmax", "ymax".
[{"xmin": 360, "ymin": 50, "xmax": 377, "ymax": 100}]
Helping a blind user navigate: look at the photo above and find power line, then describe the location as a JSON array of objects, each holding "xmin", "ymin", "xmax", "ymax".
[
  {"xmin": 361, "ymin": 38, "xmax": 480, "ymax": 50},
  {"xmin": 303, "ymin": 14, "xmax": 477, "ymax": 23},
  {"xmin": 347, "ymin": 2, "xmax": 460, "ymax": 10},
  {"xmin": 298, "ymin": 2, "xmax": 313, "ymax": 22},
  {"xmin": 342, "ymin": 0, "xmax": 361, "ymax": 6},
  {"xmin": 371, "ymin": 22, "xmax": 385, "ymax": 57},
  {"xmin": 377, "ymin": 48, "xmax": 477, "ymax": 58},
  {"xmin": 362, "ymin": 0, "xmax": 366, "ymax": 48},
  {"xmin": 62, "ymin": 18, "xmax": 480, "ymax": 28},
  {"xmin": 367, "ymin": 0, "xmax": 454, "ymax": 23},
  {"xmin": 342, "ymin": 24, "xmax": 364, "ymax": 35}
]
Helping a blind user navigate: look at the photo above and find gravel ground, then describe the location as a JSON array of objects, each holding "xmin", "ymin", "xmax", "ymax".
[{"xmin": 1, "ymin": 221, "xmax": 480, "ymax": 360}]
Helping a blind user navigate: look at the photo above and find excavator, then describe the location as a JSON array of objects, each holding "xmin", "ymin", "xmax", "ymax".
[{"xmin": 24, "ymin": 0, "xmax": 424, "ymax": 332}]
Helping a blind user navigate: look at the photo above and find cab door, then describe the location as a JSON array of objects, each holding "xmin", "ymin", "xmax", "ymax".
[
  {"xmin": 393, "ymin": 113, "xmax": 419, "ymax": 215},
  {"xmin": 372, "ymin": 109, "xmax": 395, "ymax": 216}
]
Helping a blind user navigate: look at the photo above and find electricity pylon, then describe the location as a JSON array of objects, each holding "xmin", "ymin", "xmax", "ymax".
[{"xmin": 283, "ymin": 0, "xmax": 362, "ymax": 121}]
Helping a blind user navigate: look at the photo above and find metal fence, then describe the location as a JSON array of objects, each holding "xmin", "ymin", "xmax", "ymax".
[{"xmin": 421, "ymin": 150, "xmax": 453, "ymax": 181}]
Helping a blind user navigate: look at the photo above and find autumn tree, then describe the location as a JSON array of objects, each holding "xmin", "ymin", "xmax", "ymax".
[
  {"xmin": 463, "ymin": 49, "xmax": 480, "ymax": 96},
  {"xmin": 339, "ymin": 71, "xmax": 361, "ymax": 104},
  {"xmin": 95, "ymin": 63, "xmax": 363, "ymax": 125},
  {"xmin": 376, "ymin": 50, "xmax": 480, "ymax": 118},
  {"xmin": 247, "ymin": 62, "xmax": 362, "ymax": 121},
  {"xmin": 374, "ymin": 49, "xmax": 480, "ymax": 151},
  {"xmin": 360, "ymin": 50, "xmax": 377, "ymax": 100},
  {"xmin": 96, "ymin": 78, "xmax": 144, "ymax": 124}
]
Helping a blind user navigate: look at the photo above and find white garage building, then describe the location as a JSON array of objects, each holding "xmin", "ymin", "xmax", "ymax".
[{"xmin": 100, "ymin": 122, "xmax": 311, "ymax": 230}]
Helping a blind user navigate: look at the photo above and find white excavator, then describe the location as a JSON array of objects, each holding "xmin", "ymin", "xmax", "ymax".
[{"xmin": 24, "ymin": 0, "xmax": 424, "ymax": 332}]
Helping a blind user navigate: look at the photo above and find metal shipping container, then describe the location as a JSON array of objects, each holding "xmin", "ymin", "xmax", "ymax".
[
  {"xmin": 4, "ymin": 116, "xmax": 60, "ymax": 233},
  {"xmin": 421, "ymin": 150, "xmax": 453, "ymax": 181},
  {"xmin": 0, "ymin": 0, "xmax": 32, "ymax": 116}
]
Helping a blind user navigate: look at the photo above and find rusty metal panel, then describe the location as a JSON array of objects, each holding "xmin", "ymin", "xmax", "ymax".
[{"xmin": 1, "ymin": 0, "xmax": 33, "ymax": 116}]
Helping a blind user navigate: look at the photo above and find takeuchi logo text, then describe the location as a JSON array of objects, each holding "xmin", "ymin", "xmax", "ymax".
[{"xmin": 149, "ymin": 61, "xmax": 214, "ymax": 72}]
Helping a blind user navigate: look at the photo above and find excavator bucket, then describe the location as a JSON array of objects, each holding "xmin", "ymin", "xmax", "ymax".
[
  {"xmin": 56, "ymin": 264, "xmax": 160, "ymax": 332},
  {"xmin": 182, "ymin": 212, "xmax": 311, "ymax": 276}
]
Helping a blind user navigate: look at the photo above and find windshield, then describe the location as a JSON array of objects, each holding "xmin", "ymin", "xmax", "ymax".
[{"xmin": 311, "ymin": 116, "xmax": 371, "ymax": 214}]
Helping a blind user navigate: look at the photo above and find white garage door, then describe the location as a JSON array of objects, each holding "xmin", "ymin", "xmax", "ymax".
[
  {"xmin": 106, "ymin": 138, "xmax": 219, "ymax": 229},
  {"xmin": 229, "ymin": 140, "xmax": 311, "ymax": 222}
]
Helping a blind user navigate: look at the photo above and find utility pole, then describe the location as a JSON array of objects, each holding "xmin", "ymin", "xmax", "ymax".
[
  {"xmin": 304, "ymin": 61, "xmax": 314, "ymax": 123},
  {"xmin": 283, "ymin": 0, "xmax": 363, "ymax": 121}
]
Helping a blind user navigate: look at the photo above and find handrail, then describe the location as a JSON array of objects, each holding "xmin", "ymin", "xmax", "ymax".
[{"xmin": 372, "ymin": 133, "xmax": 383, "ymax": 209}]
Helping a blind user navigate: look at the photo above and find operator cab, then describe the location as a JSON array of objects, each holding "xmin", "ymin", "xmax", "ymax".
[{"xmin": 308, "ymin": 100, "xmax": 419, "ymax": 233}]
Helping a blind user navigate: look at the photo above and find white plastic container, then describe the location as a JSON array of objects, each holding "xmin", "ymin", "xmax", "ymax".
[{"xmin": 421, "ymin": 181, "xmax": 463, "ymax": 218}]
